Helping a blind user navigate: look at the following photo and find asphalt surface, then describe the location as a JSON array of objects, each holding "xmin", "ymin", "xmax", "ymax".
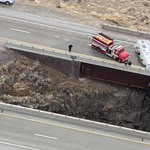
[
  {"xmin": 0, "ymin": 8, "xmax": 144, "ymax": 66},
  {"xmin": 0, "ymin": 110, "xmax": 150, "ymax": 150}
]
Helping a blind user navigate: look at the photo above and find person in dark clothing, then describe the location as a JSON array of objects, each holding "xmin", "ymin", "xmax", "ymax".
[
  {"xmin": 68, "ymin": 43, "xmax": 73, "ymax": 52},
  {"xmin": 128, "ymin": 61, "xmax": 132, "ymax": 66},
  {"xmin": 125, "ymin": 60, "xmax": 128, "ymax": 66}
]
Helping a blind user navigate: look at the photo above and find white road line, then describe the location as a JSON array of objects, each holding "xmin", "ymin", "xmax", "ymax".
[
  {"xmin": 87, "ymin": 44, "xmax": 91, "ymax": 46},
  {"xmin": 0, "ymin": 141, "xmax": 40, "ymax": 150},
  {"xmin": 0, "ymin": 15, "xmax": 89, "ymax": 35},
  {"xmin": 0, "ymin": 16, "xmax": 136, "ymax": 44},
  {"xmin": 34, "ymin": 134, "xmax": 58, "ymax": 140},
  {"xmin": 10, "ymin": 28, "xmax": 30, "ymax": 34}
]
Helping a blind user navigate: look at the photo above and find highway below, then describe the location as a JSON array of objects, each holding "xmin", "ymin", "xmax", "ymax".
[
  {"xmin": 0, "ymin": 109, "xmax": 150, "ymax": 150},
  {"xmin": 0, "ymin": 8, "xmax": 144, "ymax": 66}
]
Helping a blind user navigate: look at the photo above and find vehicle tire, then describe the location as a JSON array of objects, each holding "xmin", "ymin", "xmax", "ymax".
[
  {"xmin": 5, "ymin": 1, "xmax": 10, "ymax": 5},
  {"xmin": 96, "ymin": 47, "xmax": 101, "ymax": 52},
  {"xmin": 117, "ymin": 58, "xmax": 122, "ymax": 63}
]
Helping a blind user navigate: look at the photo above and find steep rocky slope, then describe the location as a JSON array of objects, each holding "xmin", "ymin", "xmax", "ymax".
[{"xmin": 1, "ymin": 43, "xmax": 150, "ymax": 132}]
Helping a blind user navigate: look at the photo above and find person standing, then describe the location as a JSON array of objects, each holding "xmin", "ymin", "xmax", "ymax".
[
  {"xmin": 125, "ymin": 60, "xmax": 128, "ymax": 66},
  {"xmin": 68, "ymin": 43, "xmax": 73, "ymax": 52},
  {"xmin": 128, "ymin": 61, "xmax": 132, "ymax": 66}
]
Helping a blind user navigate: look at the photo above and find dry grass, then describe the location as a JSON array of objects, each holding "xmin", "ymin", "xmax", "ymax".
[
  {"xmin": 90, "ymin": 12, "xmax": 124, "ymax": 25},
  {"xmin": 14, "ymin": 0, "xmax": 150, "ymax": 32},
  {"xmin": 60, "ymin": 2, "xmax": 78, "ymax": 11}
]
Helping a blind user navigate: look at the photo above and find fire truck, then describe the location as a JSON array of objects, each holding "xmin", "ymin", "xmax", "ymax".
[{"xmin": 88, "ymin": 33, "xmax": 129, "ymax": 63}]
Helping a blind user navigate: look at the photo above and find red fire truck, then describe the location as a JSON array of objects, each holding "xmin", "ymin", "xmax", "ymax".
[{"xmin": 88, "ymin": 33, "xmax": 129, "ymax": 63}]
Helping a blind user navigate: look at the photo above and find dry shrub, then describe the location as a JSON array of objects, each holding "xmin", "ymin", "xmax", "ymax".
[
  {"xmin": 103, "ymin": 13, "xmax": 124, "ymax": 25},
  {"xmin": 128, "ymin": 25, "xmax": 137, "ymax": 30},
  {"xmin": 106, "ymin": 7, "xmax": 116, "ymax": 13},
  {"xmin": 90, "ymin": 11, "xmax": 102, "ymax": 18},
  {"xmin": 90, "ymin": 11, "xmax": 124, "ymax": 25},
  {"xmin": 60, "ymin": 2, "xmax": 78, "ymax": 11},
  {"xmin": 111, "ymin": 0, "xmax": 117, "ymax": 5},
  {"xmin": 56, "ymin": 4, "xmax": 61, "ymax": 8},
  {"xmin": 143, "ymin": 1, "xmax": 149, "ymax": 7},
  {"xmin": 137, "ymin": 26, "xmax": 150, "ymax": 32},
  {"xmin": 13, "ymin": 81, "xmax": 29, "ymax": 92},
  {"xmin": 0, "ymin": 66, "xmax": 3, "ymax": 75},
  {"xmin": 129, "ymin": 25, "xmax": 150, "ymax": 32}
]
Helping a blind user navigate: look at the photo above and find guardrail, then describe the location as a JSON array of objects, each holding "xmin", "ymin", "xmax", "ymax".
[
  {"xmin": 101, "ymin": 24, "xmax": 150, "ymax": 39},
  {"xmin": 0, "ymin": 102, "xmax": 150, "ymax": 140},
  {"xmin": 5, "ymin": 42, "xmax": 150, "ymax": 76}
]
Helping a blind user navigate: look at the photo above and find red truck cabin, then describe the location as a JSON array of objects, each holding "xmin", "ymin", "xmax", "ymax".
[{"xmin": 115, "ymin": 45, "xmax": 129, "ymax": 62}]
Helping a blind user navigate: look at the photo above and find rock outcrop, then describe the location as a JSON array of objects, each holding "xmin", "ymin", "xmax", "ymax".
[{"xmin": 0, "ymin": 49, "xmax": 150, "ymax": 132}]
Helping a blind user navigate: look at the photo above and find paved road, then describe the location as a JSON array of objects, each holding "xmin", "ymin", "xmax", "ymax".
[
  {"xmin": 0, "ymin": 8, "xmax": 144, "ymax": 66},
  {"xmin": 0, "ymin": 7, "xmax": 149, "ymax": 150},
  {"xmin": 0, "ymin": 110, "xmax": 150, "ymax": 150}
]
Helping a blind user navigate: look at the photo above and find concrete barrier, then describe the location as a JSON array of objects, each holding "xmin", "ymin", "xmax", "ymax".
[
  {"xmin": 0, "ymin": 102, "xmax": 150, "ymax": 140},
  {"xmin": 101, "ymin": 24, "xmax": 150, "ymax": 39},
  {"xmin": 5, "ymin": 42, "xmax": 150, "ymax": 77}
]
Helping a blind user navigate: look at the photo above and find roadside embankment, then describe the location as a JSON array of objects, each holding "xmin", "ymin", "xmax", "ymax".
[{"xmin": 0, "ymin": 41, "xmax": 150, "ymax": 132}]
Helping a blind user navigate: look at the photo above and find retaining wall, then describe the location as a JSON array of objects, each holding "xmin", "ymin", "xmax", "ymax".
[{"xmin": 102, "ymin": 24, "xmax": 150, "ymax": 39}]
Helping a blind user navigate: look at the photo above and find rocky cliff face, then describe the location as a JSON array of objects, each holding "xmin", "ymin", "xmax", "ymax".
[{"xmin": 1, "ymin": 46, "xmax": 150, "ymax": 132}]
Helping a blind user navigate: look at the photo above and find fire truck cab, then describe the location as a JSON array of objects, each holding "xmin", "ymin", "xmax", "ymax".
[{"xmin": 88, "ymin": 33, "xmax": 129, "ymax": 63}]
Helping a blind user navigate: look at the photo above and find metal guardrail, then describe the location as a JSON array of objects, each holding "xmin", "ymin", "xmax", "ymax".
[
  {"xmin": 5, "ymin": 42, "xmax": 150, "ymax": 76},
  {"xmin": 101, "ymin": 24, "xmax": 150, "ymax": 39},
  {"xmin": 0, "ymin": 102, "xmax": 150, "ymax": 141}
]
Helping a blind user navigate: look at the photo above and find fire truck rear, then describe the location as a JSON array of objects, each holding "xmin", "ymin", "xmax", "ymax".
[{"xmin": 88, "ymin": 33, "xmax": 129, "ymax": 63}]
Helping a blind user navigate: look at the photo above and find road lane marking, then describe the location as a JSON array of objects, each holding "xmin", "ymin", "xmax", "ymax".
[
  {"xmin": 34, "ymin": 134, "xmax": 58, "ymax": 140},
  {"xmin": 0, "ymin": 141, "xmax": 40, "ymax": 150},
  {"xmin": 0, "ymin": 113, "xmax": 150, "ymax": 146},
  {"xmin": 0, "ymin": 36, "xmax": 144, "ymax": 69},
  {"xmin": 10, "ymin": 28, "xmax": 30, "ymax": 34},
  {"xmin": 0, "ymin": 15, "xmax": 90, "ymax": 35},
  {"xmin": 0, "ymin": 15, "xmax": 139, "ymax": 45}
]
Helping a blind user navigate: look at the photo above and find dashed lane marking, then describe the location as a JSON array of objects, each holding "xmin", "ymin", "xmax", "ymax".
[
  {"xmin": 0, "ymin": 141, "xmax": 40, "ymax": 150},
  {"xmin": 10, "ymin": 28, "xmax": 30, "ymax": 34},
  {"xmin": 34, "ymin": 134, "xmax": 58, "ymax": 140},
  {"xmin": 0, "ymin": 113, "xmax": 150, "ymax": 146}
]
